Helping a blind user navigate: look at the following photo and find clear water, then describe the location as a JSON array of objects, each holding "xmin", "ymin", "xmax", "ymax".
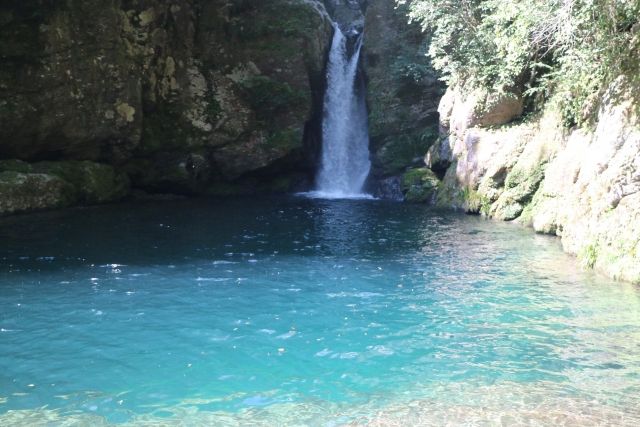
[{"xmin": 1, "ymin": 197, "xmax": 640, "ymax": 426}]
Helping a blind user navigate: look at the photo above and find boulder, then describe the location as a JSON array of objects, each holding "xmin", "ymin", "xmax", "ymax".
[
  {"xmin": 0, "ymin": 160, "xmax": 130, "ymax": 214},
  {"xmin": 401, "ymin": 168, "xmax": 440, "ymax": 203},
  {"xmin": 0, "ymin": 171, "xmax": 76, "ymax": 215}
]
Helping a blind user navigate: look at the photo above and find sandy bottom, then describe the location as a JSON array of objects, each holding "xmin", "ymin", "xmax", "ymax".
[{"xmin": 2, "ymin": 381, "xmax": 639, "ymax": 426}]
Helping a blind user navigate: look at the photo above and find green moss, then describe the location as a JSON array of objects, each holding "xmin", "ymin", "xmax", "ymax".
[
  {"xmin": 518, "ymin": 198, "xmax": 536, "ymax": 226},
  {"xmin": 0, "ymin": 159, "xmax": 32, "ymax": 173},
  {"xmin": 0, "ymin": 170, "xmax": 77, "ymax": 215},
  {"xmin": 32, "ymin": 161, "xmax": 130, "ymax": 204},
  {"xmin": 579, "ymin": 243, "xmax": 599, "ymax": 269},
  {"xmin": 460, "ymin": 187, "xmax": 491, "ymax": 215},
  {"xmin": 504, "ymin": 163, "xmax": 547, "ymax": 202},
  {"xmin": 0, "ymin": 160, "xmax": 128, "ymax": 210},
  {"xmin": 401, "ymin": 168, "xmax": 440, "ymax": 203},
  {"xmin": 504, "ymin": 169, "xmax": 523, "ymax": 189},
  {"xmin": 141, "ymin": 102, "xmax": 206, "ymax": 155}
]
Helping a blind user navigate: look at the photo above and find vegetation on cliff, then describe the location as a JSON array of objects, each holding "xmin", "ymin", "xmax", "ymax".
[{"xmin": 401, "ymin": 0, "xmax": 640, "ymax": 126}]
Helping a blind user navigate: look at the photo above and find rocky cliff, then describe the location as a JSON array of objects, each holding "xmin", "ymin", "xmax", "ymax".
[
  {"xmin": 0, "ymin": 0, "xmax": 332, "ymax": 214},
  {"xmin": 363, "ymin": 0, "xmax": 443, "ymax": 193},
  {"xmin": 424, "ymin": 79, "xmax": 640, "ymax": 283}
]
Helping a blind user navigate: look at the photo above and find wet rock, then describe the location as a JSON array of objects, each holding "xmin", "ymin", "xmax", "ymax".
[
  {"xmin": 32, "ymin": 161, "xmax": 130, "ymax": 204},
  {"xmin": 0, "ymin": 160, "xmax": 130, "ymax": 215},
  {"xmin": 0, "ymin": 171, "xmax": 77, "ymax": 215},
  {"xmin": 374, "ymin": 176, "xmax": 403, "ymax": 201},
  {"xmin": 401, "ymin": 168, "xmax": 440, "ymax": 204},
  {"xmin": 432, "ymin": 77, "xmax": 640, "ymax": 283}
]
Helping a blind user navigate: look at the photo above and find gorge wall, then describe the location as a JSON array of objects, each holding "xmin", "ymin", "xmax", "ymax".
[
  {"xmin": 0, "ymin": 0, "xmax": 443, "ymax": 214},
  {"xmin": 420, "ymin": 81, "xmax": 640, "ymax": 284},
  {"xmin": 0, "ymin": 0, "xmax": 333, "ymax": 214},
  {"xmin": 1, "ymin": 1, "xmax": 637, "ymax": 284},
  {"xmin": 363, "ymin": 0, "xmax": 443, "ymax": 197}
]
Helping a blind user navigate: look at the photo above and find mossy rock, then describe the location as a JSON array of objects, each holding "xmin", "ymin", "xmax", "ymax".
[
  {"xmin": 491, "ymin": 163, "xmax": 548, "ymax": 220},
  {"xmin": 401, "ymin": 168, "xmax": 440, "ymax": 203},
  {"xmin": 0, "ymin": 171, "xmax": 77, "ymax": 215},
  {"xmin": 32, "ymin": 161, "xmax": 130, "ymax": 204},
  {"xmin": 457, "ymin": 187, "xmax": 491, "ymax": 215}
]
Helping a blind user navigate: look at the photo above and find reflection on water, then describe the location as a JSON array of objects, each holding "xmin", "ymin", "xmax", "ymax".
[
  {"xmin": 0, "ymin": 196, "xmax": 639, "ymax": 425},
  {"xmin": 313, "ymin": 199, "xmax": 375, "ymax": 256}
]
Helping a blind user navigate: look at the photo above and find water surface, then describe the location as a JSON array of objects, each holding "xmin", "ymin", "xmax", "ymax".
[{"xmin": 1, "ymin": 197, "xmax": 639, "ymax": 425}]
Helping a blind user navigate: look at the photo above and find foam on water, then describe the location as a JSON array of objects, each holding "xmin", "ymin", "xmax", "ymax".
[{"xmin": 298, "ymin": 190, "xmax": 376, "ymax": 200}]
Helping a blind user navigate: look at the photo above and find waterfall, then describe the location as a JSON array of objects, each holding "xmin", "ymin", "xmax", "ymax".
[{"xmin": 314, "ymin": 25, "xmax": 371, "ymax": 199}]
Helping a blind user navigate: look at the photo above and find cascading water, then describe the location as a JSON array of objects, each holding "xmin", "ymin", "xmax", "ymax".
[{"xmin": 314, "ymin": 24, "xmax": 372, "ymax": 198}]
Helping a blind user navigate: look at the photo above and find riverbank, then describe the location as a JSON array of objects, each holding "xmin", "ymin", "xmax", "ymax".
[{"xmin": 420, "ymin": 78, "xmax": 639, "ymax": 284}]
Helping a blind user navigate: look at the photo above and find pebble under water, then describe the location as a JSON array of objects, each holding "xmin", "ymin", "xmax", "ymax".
[{"xmin": 1, "ymin": 197, "xmax": 640, "ymax": 426}]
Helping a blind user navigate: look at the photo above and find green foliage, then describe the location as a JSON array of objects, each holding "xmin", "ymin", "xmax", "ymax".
[
  {"xmin": 389, "ymin": 43, "xmax": 435, "ymax": 84},
  {"xmin": 401, "ymin": 0, "xmax": 640, "ymax": 126},
  {"xmin": 580, "ymin": 243, "xmax": 599, "ymax": 269},
  {"xmin": 460, "ymin": 187, "xmax": 491, "ymax": 215}
]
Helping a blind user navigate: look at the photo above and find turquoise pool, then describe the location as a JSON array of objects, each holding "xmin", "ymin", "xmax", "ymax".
[{"xmin": 1, "ymin": 197, "xmax": 639, "ymax": 425}]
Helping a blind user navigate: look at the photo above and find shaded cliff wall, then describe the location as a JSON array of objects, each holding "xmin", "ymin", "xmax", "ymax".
[
  {"xmin": 0, "ymin": 0, "xmax": 333, "ymax": 214},
  {"xmin": 363, "ymin": 0, "xmax": 443, "ymax": 185}
]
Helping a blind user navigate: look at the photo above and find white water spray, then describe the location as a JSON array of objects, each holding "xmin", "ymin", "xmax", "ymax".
[{"xmin": 314, "ymin": 25, "xmax": 371, "ymax": 199}]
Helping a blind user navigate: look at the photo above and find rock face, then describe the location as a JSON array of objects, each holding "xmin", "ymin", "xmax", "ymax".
[
  {"xmin": 322, "ymin": 0, "xmax": 366, "ymax": 31},
  {"xmin": 0, "ymin": 0, "xmax": 333, "ymax": 213},
  {"xmin": 364, "ymin": 0, "xmax": 444, "ymax": 180},
  {"xmin": 0, "ymin": 159, "xmax": 130, "ymax": 215},
  {"xmin": 431, "ymin": 79, "xmax": 640, "ymax": 283}
]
